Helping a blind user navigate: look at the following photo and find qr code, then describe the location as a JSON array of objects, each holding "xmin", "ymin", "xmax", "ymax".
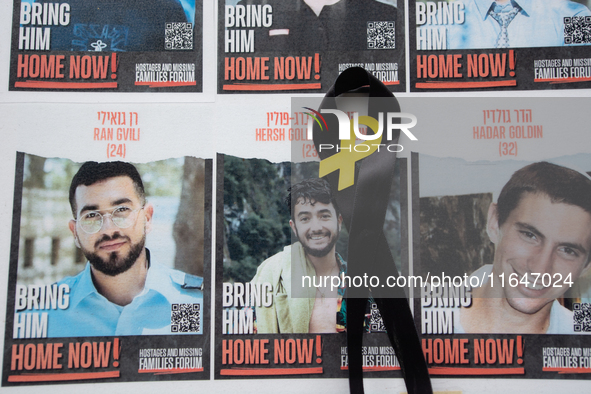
[
  {"xmin": 165, "ymin": 22, "xmax": 193, "ymax": 50},
  {"xmin": 564, "ymin": 16, "xmax": 591, "ymax": 44},
  {"xmin": 367, "ymin": 21, "xmax": 395, "ymax": 49},
  {"xmin": 368, "ymin": 303, "xmax": 386, "ymax": 333},
  {"xmin": 573, "ymin": 303, "xmax": 591, "ymax": 332},
  {"xmin": 171, "ymin": 303, "xmax": 200, "ymax": 333}
]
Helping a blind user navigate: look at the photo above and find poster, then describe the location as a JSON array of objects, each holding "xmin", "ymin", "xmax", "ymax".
[
  {"xmin": 218, "ymin": 0, "xmax": 405, "ymax": 93},
  {"xmin": 392, "ymin": 95, "xmax": 591, "ymax": 381},
  {"xmin": 1, "ymin": 0, "xmax": 591, "ymax": 391},
  {"xmin": 409, "ymin": 0, "xmax": 591, "ymax": 91},
  {"xmin": 415, "ymin": 153, "xmax": 591, "ymax": 378},
  {"xmin": 2, "ymin": 153, "xmax": 211, "ymax": 385},
  {"xmin": 9, "ymin": 0, "xmax": 203, "ymax": 92},
  {"xmin": 214, "ymin": 154, "xmax": 406, "ymax": 379}
]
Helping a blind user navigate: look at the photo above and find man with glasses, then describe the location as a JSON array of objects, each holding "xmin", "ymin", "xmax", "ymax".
[{"xmin": 46, "ymin": 161, "xmax": 203, "ymax": 337}]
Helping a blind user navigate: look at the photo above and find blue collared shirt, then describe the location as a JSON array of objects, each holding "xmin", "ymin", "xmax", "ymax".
[
  {"xmin": 44, "ymin": 260, "xmax": 203, "ymax": 337},
  {"xmin": 446, "ymin": 0, "xmax": 591, "ymax": 48}
]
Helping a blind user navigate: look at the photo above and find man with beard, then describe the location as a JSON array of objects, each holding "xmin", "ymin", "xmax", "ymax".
[
  {"xmin": 46, "ymin": 161, "xmax": 203, "ymax": 337},
  {"xmin": 251, "ymin": 178, "xmax": 346, "ymax": 333}
]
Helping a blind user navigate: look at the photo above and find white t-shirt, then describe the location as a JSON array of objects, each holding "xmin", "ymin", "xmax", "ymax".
[{"xmin": 453, "ymin": 265, "xmax": 575, "ymax": 334}]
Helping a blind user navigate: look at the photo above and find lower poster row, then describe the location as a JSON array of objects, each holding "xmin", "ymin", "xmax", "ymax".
[{"xmin": 5, "ymin": 152, "xmax": 591, "ymax": 385}]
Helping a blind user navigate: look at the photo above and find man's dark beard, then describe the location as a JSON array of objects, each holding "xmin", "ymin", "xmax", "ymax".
[
  {"xmin": 298, "ymin": 230, "xmax": 339, "ymax": 258},
  {"xmin": 83, "ymin": 232, "xmax": 146, "ymax": 276}
]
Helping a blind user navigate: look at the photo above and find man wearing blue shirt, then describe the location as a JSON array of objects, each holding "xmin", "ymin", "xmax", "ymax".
[
  {"xmin": 445, "ymin": 0, "xmax": 591, "ymax": 48},
  {"xmin": 45, "ymin": 161, "xmax": 203, "ymax": 337}
]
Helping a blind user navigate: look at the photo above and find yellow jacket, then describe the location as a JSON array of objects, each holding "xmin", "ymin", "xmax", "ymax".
[{"xmin": 250, "ymin": 242, "xmax": 317, "ymax": 333}]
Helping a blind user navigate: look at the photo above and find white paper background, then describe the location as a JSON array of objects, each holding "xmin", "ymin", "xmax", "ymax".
[{"xmin": 1, "ymin": 0, "xmax": 591, "ymax": 392}]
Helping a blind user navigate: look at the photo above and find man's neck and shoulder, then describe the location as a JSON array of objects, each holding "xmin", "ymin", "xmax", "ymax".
[
  {"xmin": 145, "ymin": 257, "xmax": 204, "ymax": 302},
  {"xmin": 459, "ymin": 295, "xmax": 571, "ymax": 334},
  {"xmin": 59, "ymin": 248, "xmax": 203, "ymax": 309},
  {"xmin": 251, "ymin": 241, "xmax": 345, "ymax": 333},
  {"xmin": 251, "ymin": 243, "xmax": 298, "ymax": 285},
  {"xmin": 252, "ymin": 241, "xmax": 345, "ymax": 283},
  {"xmin": 251, "ymin": 242, "xmax": 312, "ymax": 333},
  {"xmin": 457, "ymin": 264, "xmax": 573, "ymax": 334},
  {"xmin": 546, "ymin": 299, "xmax": 575, "ymax": 334}
]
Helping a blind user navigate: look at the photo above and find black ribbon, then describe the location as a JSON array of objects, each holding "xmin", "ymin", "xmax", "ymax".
[{"xmin": 312, "ymin": 67, "xmax": 432, "ymax": 394}]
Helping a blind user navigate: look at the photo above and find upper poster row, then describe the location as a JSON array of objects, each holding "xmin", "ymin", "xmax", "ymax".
[{"xmin": 9, "ymin": 0, "xmax": 591, "ymax": 93}]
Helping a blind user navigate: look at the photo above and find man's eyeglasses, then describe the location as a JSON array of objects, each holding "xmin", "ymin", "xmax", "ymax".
[{"xmin": 75, "ymin": 206, "xmax": 144, "ymax": 234}]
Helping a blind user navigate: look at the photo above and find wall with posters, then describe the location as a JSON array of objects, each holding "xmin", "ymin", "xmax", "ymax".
[{"xmin": 1, "ymin": 0, "xmax": 591, "ymax": 393}]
